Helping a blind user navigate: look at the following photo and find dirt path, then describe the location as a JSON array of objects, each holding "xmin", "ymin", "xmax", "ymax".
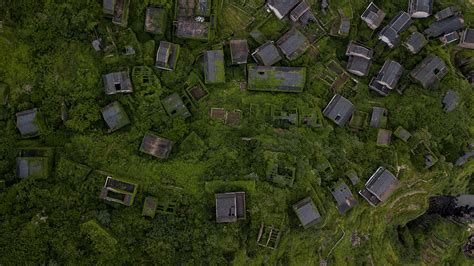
[{"xmin": 389, "ymin": 190, "xmax": 428, "ymax": 208}]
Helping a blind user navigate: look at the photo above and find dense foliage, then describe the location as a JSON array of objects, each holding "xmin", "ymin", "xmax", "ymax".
[{"xmin": 0, "ymin": 0, "xmax": 473, "ymax": 264}]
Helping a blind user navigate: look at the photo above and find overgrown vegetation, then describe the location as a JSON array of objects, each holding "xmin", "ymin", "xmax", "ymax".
[{"xmin": 0, "ymin": 0, "xmax": 472, "ymax": 264}]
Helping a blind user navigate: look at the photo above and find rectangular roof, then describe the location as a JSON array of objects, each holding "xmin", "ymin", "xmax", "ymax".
[
  {"xmin": 247, "ymin": 65, "xmax": 306, "ymax": 92},
  {"xmin": 161, "ymin": 92, "xmax": 191, "ymax": 119},
  {"xmin": 215, "ymin": 192, "xmax": 245, "ymax": 223},
  {"xmin": 176, "ymin": 20, "xmax": 209, "ymax": 40},
  {"xmin": 374, "ymin": 60, "xmax": 404, "ymax": 89},
  {"xmin": 16, "ymin": 157, "xmax": 48, "ymax": 179},
  {"xmin": 229, "ymin": 40, "xmax": 249, "ymax": 65},
  {"xmin": 140, "ymin": 133, "xmax": 173, "ymax": 159},
  {"xmin": 424, "ymin": 15, "xmax": 464, "ymax": 38},
  {"xmin": 101, "ymin": 101, "xmax": 130, "ymax": 132},
  {"xmin": 145, "ymin": 7, "xmax": 166, "ymax": 34},
  {"xmin": 252, "ymin": 41, "xmax": 282, "ymax": 66},
  {"xmin": 276, "ymin": 29, "xmax": 310, "ymax": 60},
  {"xmin": 361, "ymin": 2, "xmax": 385, "ymax": 29},
  {"xmin": 410, "ymin": 55, "xmax": 448, "ymax": 89},
  {"xmin": 370, "ymin": 107, "xmax": 388, "ymax": 128},
  {"xmin": 322, "ymin": 94, "xmax": 354, "ymax": 126},
  {"xmin": 460, "ymin": 28, "xmax": 474, "ymax": 49},
  {"xmin": 345, "ymin": 41, "xmax": 373, "ymax": 59},
  {"xmin": 347, "ymin": 56, "xmax": 371, "ymax": 76},
  {"xmin": 404, "ymin": 31, "xmax": 427, "ymax": 54},
  {"xmin": 365, "ymin": 167, "xmax": 399, "ymax": 203},
  {"xmin": 16, "ymin": 108, "xmax": 40, "ymax": 138},
  {"xmin": 266, "ymin": 0, "xmax": 300, "ymax": 19},
  {"xmin": 331, "ymin": 183, "xmax": 358, "ymax": 214},
  {"xmin": 389, "ymin": 11, "xmax": 412, "ymax": 33},
  {"xmin": 103, "ymin": 71, "xmax": 133, "ymax": 95},
  {"xmin": 203, "ymin": 50, "xmax": 225, "ymax": 84},
  {"xmin": 155, "ymin": 41, "xmax": 180, "ymax": 70},
  {"xmin": 409, "ymin": 0, "xmax": 433, "ymax": 17},
  {"xmin": 293, "ymin": 197, "xmax": 321, "ymax": 229}
]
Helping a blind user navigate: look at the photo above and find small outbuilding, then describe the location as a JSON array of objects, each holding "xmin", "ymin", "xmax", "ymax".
[
  {"xmin": 442, "ymin": 90, "xmax": 459, "ymax": 112},
  {"xmin": 175, "ymin": 20, "xmax": 210, "ymax": 40},
  {"xmin": 155, "ymin": 41, "xmax": 180, "ymax": 71},
  {"xmin": 252, "ymin": 41, "xmax": 283, "ymax": 66},
  {"xmin": 16, "ymin": 108, "xmax": 41, "ymax": 138},
  {"xmin": 376, "ymin": 129, "xmax": 392, "ymax": 147},
  {"xmin": 101, "ymin": 101, "xmax": 130, "ymax": 132},
  {"xmin": 142, "ymin": 196, "xmax": 158, "ymax": 218},
  {"xmin": 322, "ymin": 94, "xmax": 355, "ymax": 127},
  {"xmin": 293, "ymin": 197, "xmax": 321, "ymax": 229},
  {"xmin": 215, "ymin": 192, "xmax": 246, "ymax": 223},
  {"xmin": 229, "ymin": 40, "xmax": 249, "ymax": 65},
  {"xmin": 203, "ymin": 50, "xmax": 225, "ymax": 84},
  {"xmin": 435, "ymin": 6, "xmax": 459, "ymax": 21},
  {"xmin": 370, "ymin": 107, "xmax": 388, "ymax": 128},
  {"xmin": 359, "ymin": 167, "xmax": 399, "ymax": 206},
  {"xmin": 103, "ymin": 71, "xmax": 133, "ymax": 95},
  {"xmin": 394, "ymin": 126, "xmax": 412, "ymax": 142},
  {"xmin": 140, "ymin": 133, "xmax": 173, "ymax": 159},
  {"xmin": 161, "ymin": 92, "xmax": 191, "ymax": 119}
]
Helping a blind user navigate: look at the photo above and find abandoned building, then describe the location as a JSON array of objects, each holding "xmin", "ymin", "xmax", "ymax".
[
  {"xmin": 378, "ymin": 11, "xmax": 413, "ymax": 48},
  {"xmin": 456, "ymin": 151, "xmax": 474, "ymax": 166},
  {"xmin": 257, "ymin": 223, "xmax": 282, "ymax": 249},
  {"xmin": 345, "ymin": 170, "xmax": 360, "ymax": 185},
  {"xmin": 276, "ymin": 28, "xmax": 310, "ymax": 61},
  {"xmin": 203, "ymin": 50, "xmax": 225, "ymax": 84},
  {"xmin": 99, "ymin": 176, "xmax": 138, "ymax": 206},
  {"xmin": 404, "ymin": 31, "xmax": 427, "ymax": 54},
  {"xmin": 103, "ymin": 0, "xmax": 130, "ymax": 27},
  {"xmin": 435, "ymin": 6, "xmax": 460, "ymax": 21},
  {"xmin": 293, "ymin": 197, "xmax": 321, "ymax": 229},
  {"xmin": 145, "ymin": 7, "xmax": 166, "ymax": 34},
  {"xmin": 369, "ymin": 60, "xmax": 404, "ymax": 96},
  {"xmin": 394, "ymin": 126, "xmax": 412, "ymax": 142},
  {"xmin": 16, "ymin": 108, "xmax": 40, "ymax": 138},
  {"xmin": 289, "ymin": 0, "xmax": 316, "ymax": 25},
  {"xmin": 410, "ymin": 55, "xmax": 448, "ymax": 89},
  {"xmin": 440, "ymin": 31, "xmax": 460, "ymax": 45},
  {"xmin": 142, "ymin": 196, "xmax": 158, "ymax": 218},
  {"xmin": 349, "ymin": 110, "xmax": 368, "ymax": 131},
  {"xmin": 101, "ymin": 101, "xmax": 130, "ymax": 132},
  {"xmin": 103, "ymin": 70, "xmax": 133, "ymax": 95},
  {"xmin": 252, "ymin": 41, "xmax": 283, "ymax": 66},
  {"xmin": 345, "ymin": 41, "xmax": 373, "ymax": 76},
  {"xmin": 16, "ymin": 156, "xmax": 48, "ymax": 179},
  {"xmin": 175, "ymin": 0, "xmax": 211, "ymax": 40},
  {"xmin": 408, "ymin": 0, "xmax": 433, "ymax": 18},
  {"xmin": 360, "ymin": 2, "xmax": 386, "ymax": 30},
  {"xmin": 155, "ymin": 41, "xmax": 180, "ymax": 71},
  {"xmin": 161, "ymin": 92, "xmax": 191, "ymax": 119},
  {"xmin": 377, "ymin": 129, "xmax": 392, "ymax": 147},
  {"xmin": 176, "ymin": 20, "xmax": 210, "ymax": 40},
  {"xmin": 459, "ymin": 28, "xmax": 474, "ymax": 49},
  {"xmin": 247, "ymin": 65, "xmax": 306, "ymax": 92},
  {"xmin": 266, "ymin": 0, "xmax": 300, "ymax": 20},
  {"xmin": 215, "ymin": 192, "xmax": 246, "ymax": 223},
  {"xmin": 424, "ymin": 15, "xmax": 465, "ymax": 38},
  {"xmin": 140, "ymin": 133, "xmax": 173, "ymax": 159},
  {"xmin": 229, "ymin": 40, "xmax": 249, "ymax": 65},
  {"xmin": 442, "ymin": 90, "xmax": 459, "ymax": 112},
  {"xmin": 370, "ymin": 107, "xmax": 388, "ymax": 128},
  {"xmin": 331, "ymin": 183, "xmax": 358, "ymax": 214},
  {"xmin": 359, "ymin": 167, "xmax": 399, "ymax": 207},
  {"xmin": 322, "ymin": 94, "xmax": 355, "ymax": 127}
]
